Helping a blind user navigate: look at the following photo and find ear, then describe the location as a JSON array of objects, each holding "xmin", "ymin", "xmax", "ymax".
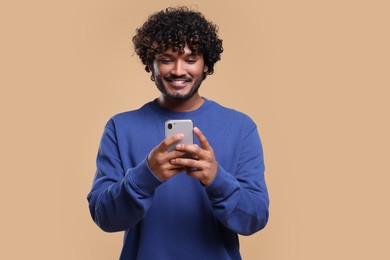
[
  {"xmin": 202, "ymin": 65, "xmax": 208, "ymax": 80},
  {"xmin": 147, "ymin": 64, "xmax": 156, "ymax": 81},
  {"xmin": 203, "ymin": 64, "xmax": 208, "ymax": 73}
]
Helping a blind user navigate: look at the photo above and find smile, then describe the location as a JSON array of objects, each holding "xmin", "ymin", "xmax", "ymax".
[
  {"xmin": 171, "ymin": 80, "xmax": 187, "ymax": 84},
  {"xmin": 166, "ymin": 78, "xmax": 192, "ymax": 87}
]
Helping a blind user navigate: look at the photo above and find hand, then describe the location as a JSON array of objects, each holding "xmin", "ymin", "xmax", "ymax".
[
  {"xmin": 170, "ymin": 127, "xmax": 217, "ymax": 186},
  {"xmin": 147, "ymin": 133, "xmax": 189, "ymax": 181}
]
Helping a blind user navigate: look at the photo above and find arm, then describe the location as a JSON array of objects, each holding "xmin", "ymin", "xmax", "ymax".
[
  {"xmin": 87, "ymin": 123, "xmax": 161, "ymax": 232},
  {"xmin": 172, "ymin": 126, "xmax": 269, "ymax": 235},
  {"xmin": 87, "ymin": 120, "xmax": 188, "ymax": 232}
]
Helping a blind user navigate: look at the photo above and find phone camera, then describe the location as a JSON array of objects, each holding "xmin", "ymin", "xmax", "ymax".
[{"xmin": 168, "ymin": 123, "xmax": 173, "ymax": 129}]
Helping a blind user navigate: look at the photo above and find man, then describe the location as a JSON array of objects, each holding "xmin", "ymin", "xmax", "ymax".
[{"xmin": 87, "ymin": 6, "xmax": 269, "ymax": 259}]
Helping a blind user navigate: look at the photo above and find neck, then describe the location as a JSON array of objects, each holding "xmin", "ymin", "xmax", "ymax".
[{"xmin": 157, "ymin": 94, "xmax": 204, "ymax": 112}]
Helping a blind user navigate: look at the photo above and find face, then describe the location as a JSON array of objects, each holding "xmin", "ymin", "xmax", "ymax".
[{"xmin": 152, "ymin": 45, "xmax": 208, "ymax": 102}]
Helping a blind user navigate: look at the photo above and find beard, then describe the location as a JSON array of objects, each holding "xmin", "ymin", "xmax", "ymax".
[{"xmin": 154, "ymin": 74, "xmax": 204, "ymax": 101}]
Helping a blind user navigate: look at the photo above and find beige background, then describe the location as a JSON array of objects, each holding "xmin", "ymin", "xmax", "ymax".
[{"xmin": 1, "ymin": 0, "xmax": 389, "ymax": 259}]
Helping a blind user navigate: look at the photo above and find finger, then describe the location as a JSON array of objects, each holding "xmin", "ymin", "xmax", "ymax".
[
  {"xmin": 166, "ymin": 161, "xmax": 191, "ymax": 173},
  {"xmin": 169, "ymin": 165, "xmax": 188, "ymax": 173},
  {"xmin": 158, "ymin": 133, "xmax": 184, "ymax": 152},
  {"xmin": 175, "ymin": 143, "xmax": 202, "ymax": 156},
  {"xmin": 163, "ymin": 159, "xmax": 188, "ymax": 172},
  {"xmin": 158, "ymin": 166, "xmax": 187, "ymax": 181},
  {"xmin": 166, "ymin": 149, "xmax": 188, "ymax": 159},
  {"xmin": 170, "ymin": 157, "xmax": 200, "ymax": 168},
  {"xmin": 193, "ymin": 127, "xmax": 212, "ymax": 151}
]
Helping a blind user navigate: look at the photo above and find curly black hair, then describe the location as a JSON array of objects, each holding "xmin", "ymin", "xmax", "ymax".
[{"xmin": 132, "ymin": 6, "xmax": 223, "ymax": 79}]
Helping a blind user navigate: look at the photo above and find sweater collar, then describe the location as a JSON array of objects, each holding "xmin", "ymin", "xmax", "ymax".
[{"xmin": 148, "ymin": 97, "xmax": 213, "ymax": 119}]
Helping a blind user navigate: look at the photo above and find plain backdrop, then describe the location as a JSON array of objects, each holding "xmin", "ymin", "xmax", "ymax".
[{"xmin": 1, "ymin": 0, "xmax": 389, "ymax": 259}]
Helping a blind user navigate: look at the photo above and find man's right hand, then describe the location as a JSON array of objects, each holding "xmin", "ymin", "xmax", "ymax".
[{"xmin": 147, "ymin": 133, "xmax": 188, "ymax": 181}]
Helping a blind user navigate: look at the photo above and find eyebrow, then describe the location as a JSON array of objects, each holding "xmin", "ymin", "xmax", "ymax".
[{"xmin": 159, "ymin": 52, "xmax": 200, "ymax": 58}]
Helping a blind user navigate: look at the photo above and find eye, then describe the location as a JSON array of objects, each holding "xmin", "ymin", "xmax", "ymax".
[
  {"xmin": 186, "ymin": 59, "xmax": 197, "ymax": 64},
  {"xmin": 160, "ymin": 59, "xmax": 172, "ymax": 64}
]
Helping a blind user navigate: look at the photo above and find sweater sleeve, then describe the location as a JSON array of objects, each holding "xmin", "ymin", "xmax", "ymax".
[
  {"xmin": 87, "ymin": 121, "xmax": 163, "ymax": 232},
  {"xmin": 205, "ymin": 126, "xmax": 269, "ymax": 236}
]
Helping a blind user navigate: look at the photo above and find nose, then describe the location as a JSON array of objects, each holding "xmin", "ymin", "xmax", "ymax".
[{"xmin": 171, "ymin": 60, "xmax": 186, "ymax": 76}]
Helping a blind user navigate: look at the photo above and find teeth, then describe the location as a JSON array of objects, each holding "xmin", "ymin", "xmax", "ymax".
[{"xmin": 173, "ymin": 80, "xmax": 185, "ymax": 84}]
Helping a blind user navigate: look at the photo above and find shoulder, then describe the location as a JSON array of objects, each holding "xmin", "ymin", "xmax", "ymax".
[
  {"xmin": 206, "ymin": 99, "xmax": 256, "ymax": 127},
  {"xmin": 105, "ymin": 101, "xmax": 156, "ymax": 130}
]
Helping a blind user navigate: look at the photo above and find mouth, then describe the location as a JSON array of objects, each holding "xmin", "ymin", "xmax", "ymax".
[{"xmin": 166, "ymin": 78, "xmax": 192, "ymax": 88}]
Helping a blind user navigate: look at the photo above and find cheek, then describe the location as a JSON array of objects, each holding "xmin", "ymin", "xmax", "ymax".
[
  {"xmin": 189, "ymin": 65, "xmax": 206, "ymax": 76},
  {"xmin": 152, "ymin": 63, "xmax": 166, "ymax": 77},
  {"xmin": 156, "ymin": 67, "xmax": 172, "ymax": 78}
]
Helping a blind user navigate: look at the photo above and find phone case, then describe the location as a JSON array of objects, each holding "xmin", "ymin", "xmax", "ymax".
[{"xmin": 165, "ymin": 119, "xmax": 194, "ymax": 152}]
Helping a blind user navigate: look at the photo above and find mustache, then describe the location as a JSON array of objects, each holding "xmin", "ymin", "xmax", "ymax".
[{"xmin": 164, "ymin": 75, "xmax": 192, "ymax": 82}]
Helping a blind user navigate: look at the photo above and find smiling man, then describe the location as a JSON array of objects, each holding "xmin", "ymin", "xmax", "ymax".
[{"xmin": 87, "ymin": 7, "xmax": 269, "ymax": 260}]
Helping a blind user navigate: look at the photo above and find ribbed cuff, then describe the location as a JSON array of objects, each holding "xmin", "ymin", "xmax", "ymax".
[
  {"xmin": 205, "ymin": 164, "xmax": 238, "ymax": 199},
  {"xmin": 126, "ymin": 157, "xmax": 164, "ymax": 197}
]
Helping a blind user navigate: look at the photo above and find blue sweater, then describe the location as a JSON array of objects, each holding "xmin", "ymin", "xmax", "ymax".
[{"xmin": 87, "ymin": 99, "xmax": 269, "ymax": 259}]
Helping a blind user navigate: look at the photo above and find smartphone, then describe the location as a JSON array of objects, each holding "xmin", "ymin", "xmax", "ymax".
[{"xmin": 165, "ymin": 119, "xmax": 194, "ymax": 153}]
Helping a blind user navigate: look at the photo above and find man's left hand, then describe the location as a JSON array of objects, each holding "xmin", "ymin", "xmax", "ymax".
[{"xmin": 169, "ymin": 127, "xmax": 217, "ymax": 186}]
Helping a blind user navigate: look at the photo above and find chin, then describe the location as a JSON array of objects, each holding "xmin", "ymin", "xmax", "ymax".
[{"xmin": 166, "ymin": 94, "xmax": 192, "ymax": 101}]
